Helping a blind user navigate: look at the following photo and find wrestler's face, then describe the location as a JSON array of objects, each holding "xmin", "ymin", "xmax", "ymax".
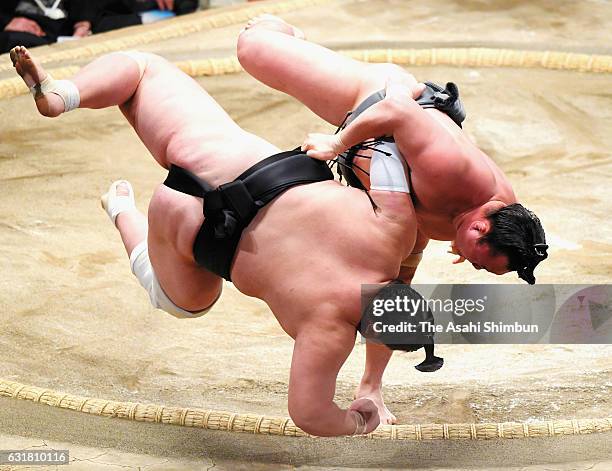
[{"xmin": 455, "ymin": 223, "xmax": 510, "ymax": 275}]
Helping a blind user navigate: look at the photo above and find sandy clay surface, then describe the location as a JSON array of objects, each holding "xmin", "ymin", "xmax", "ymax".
[{"xmin": 0, "ymin": 0, "xmax": 611, "ymax": 469}]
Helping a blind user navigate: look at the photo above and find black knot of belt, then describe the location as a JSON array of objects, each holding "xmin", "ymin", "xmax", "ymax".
[
  {"xmin": 213, "ymin": 209, "xmax": 239, "ymax": 239},
  {"xmin": 204, "ymin": 180, "xmax": 259, "ymax": 240}
]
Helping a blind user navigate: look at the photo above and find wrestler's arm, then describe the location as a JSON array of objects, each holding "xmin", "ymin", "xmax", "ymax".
[
  {"xmin": 302, "ymin": 79, "xmax": 432, "ymax": 160},
  {"xmin": 398, "ymin": 230, "xmax": 430, "ymax": 283},
  {"xmin": 288, "ymin": 321, "xmax": 379, "ymax": 436},
  {"xmin": 302, "ymin": 98, "xmax": 412, "ymax": 159}
]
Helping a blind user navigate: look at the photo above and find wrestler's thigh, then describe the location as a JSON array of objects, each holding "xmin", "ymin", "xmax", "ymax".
[
  {"xmin": 147, "ymin": 185, "xmax": 223, "ymax": 311},
  {"xmin": 239, "ymin": 31, "xmax": 420, "ymax": 126},
  {"xmin": 354, "ymin": 63, "xmax": 420, "ymax": 107},
  {"xmin": 239, "ymin": 30, "xmax": 369, "ymax": 126},
  {"xmin": 119, "ymin": 54, "xmax": 240, "ymax": 168}
]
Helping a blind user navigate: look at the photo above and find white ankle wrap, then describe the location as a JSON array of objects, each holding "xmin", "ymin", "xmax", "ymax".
[
  {"xmin": 129, "ymin": 241, "xmax": 216, "ymax": 319},
  {"xmin": 31, "ymin": 74, "xmax": 80, "ymax": 113}
]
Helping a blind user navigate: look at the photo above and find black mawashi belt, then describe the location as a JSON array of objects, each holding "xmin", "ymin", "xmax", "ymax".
[{"xmin": 163, "ymin": 148, "xmax": 334, "ymax": 281}]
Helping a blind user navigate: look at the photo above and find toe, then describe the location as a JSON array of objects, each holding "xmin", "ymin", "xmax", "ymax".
[
  {"xmin": 115, "ymin": 182, "xmax": 130, "ymax": 197},
  {"xmin": 383, "ymin": 414, "xmax": 395, "ymax": 425}
]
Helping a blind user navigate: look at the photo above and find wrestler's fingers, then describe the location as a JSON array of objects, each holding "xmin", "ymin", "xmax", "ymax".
[
  {"xmin": 301, "ymin": 133, "xmax": 319, "ymax": 151},
  {"xmin": 412, "ymin": 82, "xmax": 427, "ymax": 99},
  {"xmin": 306, "ymin": 149, "xmax": 332, "ymax": 160},
  {"xmin": 349, "ymin": 398, "xmax": 380, "ymax": 434},
  {"xmin": 365, "ymin": 411, "xmax": 381, "ymax": 434},
  {"xmin": 452, "ymin": 255, "xmax": 466, "ymax": 264}
]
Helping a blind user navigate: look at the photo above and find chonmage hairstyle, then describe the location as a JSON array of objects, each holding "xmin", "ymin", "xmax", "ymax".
[{"xmin": 481, "ymin": 203, "xmax": 548, "ymax": 284}]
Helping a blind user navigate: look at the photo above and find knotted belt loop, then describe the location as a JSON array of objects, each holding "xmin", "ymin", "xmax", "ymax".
[{"xmin": 205, "ymin": 180, "xmax": 259, "ymax": 240}]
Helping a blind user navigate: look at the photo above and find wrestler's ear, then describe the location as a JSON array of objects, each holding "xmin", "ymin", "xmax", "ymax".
[{"xmin": 471, "ymin": 220, "xmax": 490, "ymax": 235}]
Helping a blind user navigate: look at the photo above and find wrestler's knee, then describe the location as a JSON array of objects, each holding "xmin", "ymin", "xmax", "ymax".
[
  {"xmin": 237, "ymin": 27, "xmax": 283, "ymax": 69},
  {"xmin": 288, "ymin": 400, "xmax": 322, "ymax": 436},
  {"xmin": 116, "ymin": 50, "xmax": 173, "ymax": 83},
  {"xmin": 129, "ymin": 241, "xmax": 217, "ymax": 319},
  {"xmin": 236, "ymin": 29, "xmax": 261, "ymax": 67},
  {"xmin": 356, "ymin": 63, "xmax": 418, "ymax": 107},
  {"xmin": 115, "ymin": 51, "xmax": 154, "ymax": 80}
]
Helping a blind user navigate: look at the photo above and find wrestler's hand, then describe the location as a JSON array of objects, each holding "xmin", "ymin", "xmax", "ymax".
[
  {"xmin": 413, "ymin": 82, "xmax": 427, "ymax": 99},
  {"xmin": 385, "ymin": 75, "xmax": 426, "ymax": 104},
  {"xmin": 448, "ymin": 240, "xmax": 466, "ymax": 264},
  {"xmin": 301, "ymin": 133, "xmax": 345, "ymax": 160},
  {"xmin": 348, "ymin": 398, "xmax": 380, "ymax": 434}
]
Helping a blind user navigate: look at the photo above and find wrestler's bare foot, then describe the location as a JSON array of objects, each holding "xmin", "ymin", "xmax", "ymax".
[
  {"xmin": 10, "ymin": 46, "xmax": 64, "ymax": 117},
  {"xmin": 354, "ymin": 383, "xmax": 397, "ymax": 425},
  {"xmin": 101, "ymin": 181, "xmax": 136, "ymax": 228},
  {"xmin": 243, "ymin": 14, "xmax": 305, "ymax": 40}
]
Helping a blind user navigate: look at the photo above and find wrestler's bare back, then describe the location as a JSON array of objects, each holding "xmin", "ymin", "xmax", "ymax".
[{"xmin": 122, "ymin": 55, "xmax": 416, "ymax": 337}]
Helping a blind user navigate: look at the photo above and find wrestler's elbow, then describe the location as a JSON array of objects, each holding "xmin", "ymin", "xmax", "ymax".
[
  {"xmin": 289, "ymin": 411, "xmax": 317, "ymax": 436},
  {"xmin": 288, "ymin": 399, "xmax": 341, "ymax": 437},
  {"xmin": 288, "ymin": 407, "xmax": 333, "ymax": 437}
]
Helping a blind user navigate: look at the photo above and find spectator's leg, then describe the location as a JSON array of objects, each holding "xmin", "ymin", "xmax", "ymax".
[
  {"xmin": 92, "ymin": 14, "xmax": 142, "ymax": 34},
  {"xmin": 174, "ymin": 0, "xmax": 198, "ymax": 15}
]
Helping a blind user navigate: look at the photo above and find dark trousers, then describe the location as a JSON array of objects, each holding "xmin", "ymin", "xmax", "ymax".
[
  {"xmin": 0, "ymin": 31, "xmax": 53, "ymax": 53},
  {"xmin": 92, "ymin": 0, "xmax": 198, "ymax": 34},
  {"xmin": 92, "ymin": 13, "xmax": 141, "ymax": 34}
]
